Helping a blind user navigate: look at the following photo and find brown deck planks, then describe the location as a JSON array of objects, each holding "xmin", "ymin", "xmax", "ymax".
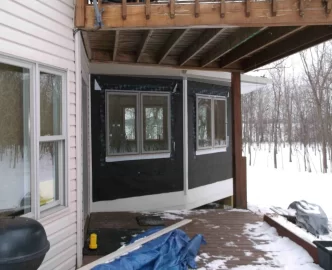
[{"xmin": 83, "ymin": 210, "xmax": 275, "ymax": 268}]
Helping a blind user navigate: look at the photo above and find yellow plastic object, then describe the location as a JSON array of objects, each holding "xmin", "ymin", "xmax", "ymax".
[{"xmin": 89, "ymin": 233, "xmax": 98, "ymax": 250}]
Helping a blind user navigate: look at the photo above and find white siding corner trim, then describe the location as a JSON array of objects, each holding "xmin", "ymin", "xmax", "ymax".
[{"xmin": 91, "ymin": 178, "xmax": 233, "ymax": 212}]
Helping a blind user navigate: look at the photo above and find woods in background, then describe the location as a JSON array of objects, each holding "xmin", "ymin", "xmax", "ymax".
[{"xmin": 242, "ymin": 42, "xmax": 332, "ymax": 174}]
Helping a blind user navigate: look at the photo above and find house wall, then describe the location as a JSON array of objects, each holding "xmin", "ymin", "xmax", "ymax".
[
  {"xmin": 187, "ymin": 80, "xmax": 233, "ymax": 189},
  {"xmin": 89, "ymin": 75, "xmax": 234, "ymax": 211},
  {"xmin": 90, "ymin": 75, "xmax": 184, "ymax": 202},
  {"xmin": 0, "ymin": 1, "xmax": 78, "ymax": 269}
]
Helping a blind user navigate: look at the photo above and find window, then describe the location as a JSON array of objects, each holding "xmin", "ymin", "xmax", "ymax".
[
  {"xmin": 0, "ymin": 55, "xmax": 67, "ymax": 219},
  {"xmin": 196, "ymin": 95, "xmax": 227, "ymax": 155},
  {"xmin": 106, "ymin": 92, "xmax": 170, "ymax": 162}
]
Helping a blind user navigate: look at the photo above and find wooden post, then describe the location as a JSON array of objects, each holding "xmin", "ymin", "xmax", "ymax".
[
  {"xmin": 170, "ymin": 0, "xmax": 175, "ymax": 19},
  {"xmin": 220, "ymin": 0, "xmax": 225, "ymax": 18},
  {"xmin": 231, "ymin": 72, "xmax": 247, "ymax": 209},
  {"xmin": 75, "ymin": 0, "xmax": 85, "ymax": 27},
  {"xmin": 122, "ymin": 0, "xmax": 127, "ymax": 20},
  {"xmin": 146, "ymin": 0, "xmax": 151, "ymax": 19},
  {"xmin": 195, "ymin": 0, "xmax": 200, "ymax": 18}
]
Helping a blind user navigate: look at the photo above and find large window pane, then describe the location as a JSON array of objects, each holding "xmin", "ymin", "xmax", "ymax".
[
  {"xmin": 108, "ymin": 94, "xmax": 138, "ymax": 154},
  {"xmin": 143, "ymin": 95, "xmax": 169, "ymax": 152},
  {"xmin": 39, "ymin": 141, "xmax": 64, "ymax": 207},
  {"xmin": 197, "ymin": 98, "xmax": 212, "ymax": 148},
  {"xmin": 0, "ymin": 62, "xmax": 31, "ymax": 216},
  {"xmin": 40, "ymin": 72, "xmax": 62, "ymax": 136},
  {"xmin": 214, "ymin": 99, "xmax": 226, "ymax": 147}
]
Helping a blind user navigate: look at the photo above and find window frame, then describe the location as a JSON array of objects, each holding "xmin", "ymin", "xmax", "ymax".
[
  {"xmin": 196, "ymin": 94, "xmax": 228, "ymax": 156},
  {"xmin": 105, "ymin": 92, "xmax": 140, "ymax": 157},
  {"xmin": 105, "ymin": 91, "xmax": 171, "ymax": 162},
  {"xmin": 0, "ymin": 54, "xmax": 68, "ymax": 220}
]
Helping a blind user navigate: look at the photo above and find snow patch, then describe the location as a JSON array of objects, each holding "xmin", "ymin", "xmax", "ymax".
[{"xmin": 225, "ymin": 241, "xmax": 237, "ymax": 247}]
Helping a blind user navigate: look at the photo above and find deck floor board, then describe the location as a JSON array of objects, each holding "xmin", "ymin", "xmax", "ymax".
[{"xmin": 83, "ymin": 209, "xmax": 273, "ymax": 268}]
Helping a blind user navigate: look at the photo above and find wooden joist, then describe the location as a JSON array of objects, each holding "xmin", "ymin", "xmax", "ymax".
[
  {"xmin": 219, "ymin": 26, "xmax": 304, "ymax": 68},
  {"xmin": 83, "ymin": 0, "xmax": 332, "ymax": 29},
  {"xmin": 179, "ymin": 28, "xmax": 226, "ymax": 66},
  {"xmin": 243, "ymin": 25, "xmax": 332, "ymax": 71},
  {"xmin": 201, "ymin": 28, "xmax": 263, "ymax": 67},
  {"xmin": 158, "ymin": 29, "xmax": 189, "ymax": 64},
  {"xmin": 81, "ymin": 31, "xmax": 92, "ymax": 60},
  {"xmin": 137, "ymin": 30, "xmax": 154, "ymax": 63}
]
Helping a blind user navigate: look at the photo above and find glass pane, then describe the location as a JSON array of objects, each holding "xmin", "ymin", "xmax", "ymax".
[
  {"xmin": 39, "ymin": 141, "xmax": 64, "ymax": 207},
  {"xmin": 143, "ymin": 95, "xmax": 169, "ymax": 152},
  {"xmin": 108, "ymin": 94, "xmax": 137, "ymax": 154},
  {"xmin": 0, "ymin": 62, "xmax": 31, "ymax": 217},
  {"xmin": 40, "ymin": 72, "xmax": 62, "ymax": 136},
  {"xmin": 197, "ymin": 98, "xmax": 212, "ymax": 148},
  {"xmin": 214, "ymin": 99, "xmax": 226, "ymax": 147}
]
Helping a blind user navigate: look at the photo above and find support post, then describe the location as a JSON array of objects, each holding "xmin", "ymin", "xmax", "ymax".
[{"xmin": 231, "ymin": 72, "xmax": 247, "ymax": 209}]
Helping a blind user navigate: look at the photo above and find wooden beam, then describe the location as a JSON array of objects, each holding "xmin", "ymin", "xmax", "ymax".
[
  {"xmin": 81, "ymin": 31, "xmax": 92, "ymax": 60},
  {"xmin": 146, "ymin": 0, "xmax": 151, "ymax": 19},
  {"xmin": 231, "ymin": 72, "xmax": 246, "ymax": 209},
  {"xmin": 122, "ymin": 0, "xmax": 127, "ymax": 20},
  {"xmin": 179, "ymin": 28, "xmax": 226, "ymax": 66},
  {"xmin": 137, "ymin": 30, "xmax": 154, "ymax": 63},
  {"xmin": 83, "ymin": 0, "xmax": 332, "ymax": 29},
  {"xmin": 158, "ymin": 29, "xmax": 189, "ymax": 64},
  {"xmin": 201, "ymin": 28, "xmax": 263, "ymax": 67},
  {"xmin": 243, "ymin": 25, "xmax": 332, "ymax": 71},
  {"xmin": 75, "ymin": 0, "xmax": 85, "ymax": 28},
  {"xmin": 220, "ymin": 26, "xmax": 304, "ymax": 68},
  {"xmin": 113, "ymin": 30, "xmax": 120, "ymax": 61}
]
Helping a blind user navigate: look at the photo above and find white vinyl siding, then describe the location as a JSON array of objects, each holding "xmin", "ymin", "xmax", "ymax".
[{"xmin": 0, "ymin": 1, "xmax": 77, "ymax": 270}]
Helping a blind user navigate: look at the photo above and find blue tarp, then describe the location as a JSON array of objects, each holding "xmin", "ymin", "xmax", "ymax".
[{"xmin": 92, "ymin": 227, "xmax": 206, "ymax": 270}]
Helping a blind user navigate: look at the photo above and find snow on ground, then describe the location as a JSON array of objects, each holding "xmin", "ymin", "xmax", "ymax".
[
  {"xmin": 245, "ymin": 144, "xmax": 332, "ymax": 220},
  {"xmin": 198, "ymin": 221, "xmax": 323, "ymax": 270}
]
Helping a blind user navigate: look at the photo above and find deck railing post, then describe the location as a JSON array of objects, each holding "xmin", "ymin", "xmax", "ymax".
[
  {"xmin": 231, "ymin": 72, "xmax": 247, "ymax": 209},
  {"xmin": 146, "ymin": 0, "xmax": 151, "ymax": 19},
  {"xmin": 122, "ymin": 0, "xmax": 127, "ymax": 20},
  {"xmin": 75, "ymin": 0, "xmax": 85, "ymax": 27},
  {"xmin": 170, "ymin": 0, "xmax": 175, "ymax": 18}
]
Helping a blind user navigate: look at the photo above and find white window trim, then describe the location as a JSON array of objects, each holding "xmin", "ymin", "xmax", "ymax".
[
  {"xmin": 0, "ymin": 54, "xmax": 68, "ymax": 220},
  {"xmin": 105, "ymin": 91, "xmax": 171, "ymax": 162},
  {"xmin": 196, "ymin": 94, "xmax": 228, "ymax": 156}
]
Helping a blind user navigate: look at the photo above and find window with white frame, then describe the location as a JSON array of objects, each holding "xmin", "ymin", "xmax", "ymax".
[
  {"xmin": 106, "ymin": 92, "xmax": 170, "ymax": 161},
  {"xmin": 196, "ymin": 95, "xmax": 227, "ymax": 154},
  {"xmin": 0, "ymin": 55, "xmax": 67, "ymax": 218}
]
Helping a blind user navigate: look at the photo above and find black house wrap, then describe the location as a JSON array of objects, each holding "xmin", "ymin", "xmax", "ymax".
[
  {"xmin": 187, "ymin": 80, "xmax": 233, "ymax": 189},
  {"xmin": 91, "ymin": 75, "xmax": 184, "ymax": 202},
  {"xmin": 90, "ymin": 75, "xmax": 233, "ymax": 202}
]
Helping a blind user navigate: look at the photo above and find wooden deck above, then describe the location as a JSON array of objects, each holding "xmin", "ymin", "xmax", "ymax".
[{"xmin": 76, "ymin": 0, "xmax": 332, "ymax": 71}]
